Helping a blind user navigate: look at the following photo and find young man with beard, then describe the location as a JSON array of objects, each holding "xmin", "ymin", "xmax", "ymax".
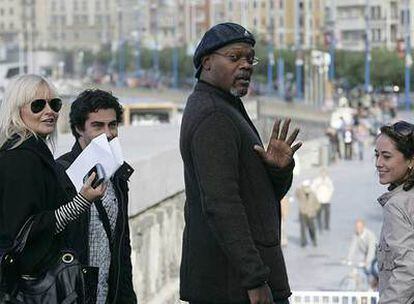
[
  {"xmin": 56, "ymin": 89, "xmax": 137, "ymax": 304},
  {"xmin": 179, "ymin": 22, "xmax": 302, "ymax": 304}
]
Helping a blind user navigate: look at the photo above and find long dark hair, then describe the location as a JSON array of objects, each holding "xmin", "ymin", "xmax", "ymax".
[{"xmin": 379, "ymin": 120, "xmax": 414, "ymax": 191}]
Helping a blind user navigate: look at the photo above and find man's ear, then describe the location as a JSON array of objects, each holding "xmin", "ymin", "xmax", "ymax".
[
  {"xmin": 75, "ymin": 126, "xmax": 83, "ymax": 138},
  {"xmin": 201, "ymin": 55, "xmax": 212, "ymax": 72}
]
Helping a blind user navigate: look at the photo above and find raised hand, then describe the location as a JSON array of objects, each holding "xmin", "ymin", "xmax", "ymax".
[{"xmin": 254, "ymin": 118, "xmax": 302, "ymax": 169}]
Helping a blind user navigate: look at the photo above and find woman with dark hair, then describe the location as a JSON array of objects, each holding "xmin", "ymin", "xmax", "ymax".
[{"xmin": 375, "ymin": 120, "xmax": 414, "ymax": 303}]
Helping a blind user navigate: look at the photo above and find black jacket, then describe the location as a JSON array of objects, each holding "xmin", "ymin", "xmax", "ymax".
[
  {"xmin": 179, "ymin": 81, "xmax": 293, "ymax": 303},
  {"xmin": 56, "ymin": 142, "xmax": 136, "ymax": 304},
  {"xmin": 0, "ymin": 136, "xmax": 66, "ymax": 274}
]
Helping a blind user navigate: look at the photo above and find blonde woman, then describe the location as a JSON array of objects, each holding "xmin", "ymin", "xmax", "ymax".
[{"xmin": 0, "ymin": 74, "xmax": 105, "ymax": 302}]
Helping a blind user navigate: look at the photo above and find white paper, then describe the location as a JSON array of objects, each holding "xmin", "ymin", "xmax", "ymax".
[{"xmin": 66, "ymin": 134, "xmax": 124, "ymax": 192}]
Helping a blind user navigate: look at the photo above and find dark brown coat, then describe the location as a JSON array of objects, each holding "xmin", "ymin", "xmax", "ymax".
[{"xmin": 179, "ymin": 81, "xmax": 293, "ymax": 303}]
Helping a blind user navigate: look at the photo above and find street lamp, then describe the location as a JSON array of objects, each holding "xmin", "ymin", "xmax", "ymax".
[
  {"xmin": 404, "ymin": 0, "xmax": 411, "ymax": 111},
  {"xmin": 171, "ymin": 3, "xmax": 179, "ymax": 88},
  {"xmin": 364, "ymin": 0, "xmax": 371, "ymax": 93},
  {"xmin": 328, "ymin": 0, "xmax": 336, "ymax": 81},
  {"xmin": 151, "ymin": 3, "xmax": 160, "ymax": 76},
  {"xmin": 267, "ymin": 0, "xmax": 275, "ymax": 95},
  {"xmin": 133, "ymin": 3, "xmax": 142, "ymax": 77},
  {"xmin": 295, "ymin": 0, "xmax": 303, "ymax": 99},
  {"xmin": 277, "ymin": 54, "xmax": 285, "ymax": 99},
  {"xmin": 117, "ymin": 3, "xmax": 126, "ymax": 88}
]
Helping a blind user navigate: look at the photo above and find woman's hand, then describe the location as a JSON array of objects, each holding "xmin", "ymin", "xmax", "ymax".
[{"xmin": 79, "ymin": 172, "xmax": 107, "ymax": 202}]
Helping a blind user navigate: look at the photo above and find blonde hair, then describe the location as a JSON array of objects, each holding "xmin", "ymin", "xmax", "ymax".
[{"xmin": 0, "ymin": 74, "xmax": 59, "ymax": 149}]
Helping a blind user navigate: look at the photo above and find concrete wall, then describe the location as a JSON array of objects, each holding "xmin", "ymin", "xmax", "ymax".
[{"xmin": 129, "ymin": 192, "xmax": 185, "ymax": 304}]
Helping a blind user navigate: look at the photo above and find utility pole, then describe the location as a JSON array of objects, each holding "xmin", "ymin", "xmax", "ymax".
[
  {"xmin": 152, "ymin": 2, "xmax": 160, "ymax": 77},
  {"xmin": 117, "ymin": 0, "xmax": 126, "ymax": 87},
  {"xmin": 364, "ymin": 0, "xmax": 371, "ymax": 93},
  {"xmin": 295, "ymin": 0, "xmax": 303, "ymax": 99},
  {"xmin": 328, "ymin": 0, "xmax": 336, "ymax": 80},
  {"xmin": 404, "ymin": 0, "xmax": 412, "ymax": 110},
  {"xmin": 172, "ymin": 5, "xmax": 179, "ymax": 89},
  {"xmin": 277, "ymin": 1, "xmax": 285, "ymax": 98},
  {"xmin": 134, "ymin": 2, "xmax": 141, "ymax": 76},
  {"xmin": 267, "ymin": 0, "xmax": 275, "ymax": 94},
  {"xmin": 277, "ymin": 56, "xmax": 285, "ymax": 98}
]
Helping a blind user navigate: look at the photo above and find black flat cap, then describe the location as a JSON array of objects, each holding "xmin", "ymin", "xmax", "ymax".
[{"xmin": 193, "ymin": 22, "xmax": 255, "ymax": 78}]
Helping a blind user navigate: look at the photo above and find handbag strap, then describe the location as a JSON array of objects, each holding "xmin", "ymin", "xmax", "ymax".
[
  {"xmin": 9, "ymin": 216, "xmax": 35, "ymax": 257},
  {"xmin": 94, "ymin": 201, "xmax": 113, "ymax": 247}
]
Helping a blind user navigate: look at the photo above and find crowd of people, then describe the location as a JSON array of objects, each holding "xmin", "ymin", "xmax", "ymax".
[
  {"xmin": 326, "ymin": 91, "xmax": 399, "ymax": 163},
  {"xmin": 1, "ymin": 21, "xmax": 414, "ymax": 304}
]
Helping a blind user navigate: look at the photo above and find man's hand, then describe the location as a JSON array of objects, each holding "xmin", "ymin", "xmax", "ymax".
[
  {"xmin": 254, "ymin": 118, "xmax": 302, "ymax": 169},
  {"xmin": 247, "ymin": 283, "xmax": 274, "ymax": 304}
]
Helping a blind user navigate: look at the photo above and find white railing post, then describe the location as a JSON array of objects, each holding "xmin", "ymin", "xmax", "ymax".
[{"xmin": 291, "ymin": 291, "xmax": 379, "ymax": 304}]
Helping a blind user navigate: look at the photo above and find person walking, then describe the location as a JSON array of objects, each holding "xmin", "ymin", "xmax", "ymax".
[
  {"xmin": 179, "ymin": 22, "xmax": 302, "ymax": 304},
  {"xmin": 312, "ymin": 168, "xmax": 334, "ymax": 231},
  {"xmin": 346, "ymin": 219, "xmax": 377, "ymax": 273},
  {"xmin": 295, "ymin": 180, "xmax": 320, "ymax": 247},
  {"xmin": 375, "ymin": 120, "xmax": 414, "ymax": 303}
]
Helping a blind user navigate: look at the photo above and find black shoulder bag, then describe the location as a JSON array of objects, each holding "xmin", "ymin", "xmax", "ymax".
[{"xmin": 0, "ymin": 216, "xmax": 98, "ymax": 304}]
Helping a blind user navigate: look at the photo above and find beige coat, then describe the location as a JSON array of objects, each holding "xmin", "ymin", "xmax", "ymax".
[
  {"xmin": 295, "ymin": 185, "xmax": 320, "ymax": 218},
  {"xmin": 377, "ymin": 185, "xmax": 414, "ymax": 304}
]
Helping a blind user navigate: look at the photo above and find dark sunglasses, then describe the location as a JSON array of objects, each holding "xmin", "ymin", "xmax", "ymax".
[
  {"xmin": 392, "ymin": 121, "xmax": 414, "ymax": 137},
  {"xmin": 30, "ymin": 98, "xmax": 62, "ymax": 114}
]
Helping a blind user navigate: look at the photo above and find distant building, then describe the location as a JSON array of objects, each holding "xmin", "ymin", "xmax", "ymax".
[
  {"xmin": 3, "ymin": 0, "xmax": 414, "ymax": 64},
  {"xmin": 334, "ymin": 0, "xmax": 404, "ymax": 51}
]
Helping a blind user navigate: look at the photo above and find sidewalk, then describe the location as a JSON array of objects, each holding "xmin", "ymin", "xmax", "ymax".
[{"xmin": 283, "ymin": 146, "xmax": 384, "ymax": 291}]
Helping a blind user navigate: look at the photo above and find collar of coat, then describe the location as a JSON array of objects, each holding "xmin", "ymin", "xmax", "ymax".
[
  {"xmin": 69, "ymin": 140, "xmax": 134, "ymax": 182},
  {"xmin": 196, "ymin": 80, "xmax": 243, "ymax": 109},
  {"xmin": 1, "ymin": 135, "xmax": 57, "ymax": 170},
  {"xmin": 377, "ymin": 184, "xmax": 404, "ymax": 207}
]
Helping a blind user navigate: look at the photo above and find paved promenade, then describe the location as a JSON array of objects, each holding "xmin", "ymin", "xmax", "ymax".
[
  {"xmin": 284, "ymin": 110, "xmax": 413, "ymax": 292},
  {"xmin": 284, "ymin": 153, "xmax": 384, "ymax": 291}
]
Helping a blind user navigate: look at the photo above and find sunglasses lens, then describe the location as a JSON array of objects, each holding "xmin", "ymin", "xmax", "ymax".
[
  {"xmin": 49, "ymin": 98, "xmax": 62, "ymax": 112},
  {"xmin": 30, "ymin": 99, "xmax": 46, "ymax": 114}
]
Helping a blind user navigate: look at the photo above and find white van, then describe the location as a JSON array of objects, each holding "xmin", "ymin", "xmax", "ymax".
[{"xmin": 0, "ymin": 62, "xmax": 26, "ymax": 95}]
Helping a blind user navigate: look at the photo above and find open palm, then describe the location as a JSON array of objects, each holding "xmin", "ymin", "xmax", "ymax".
[{"xmin": 254, "ymin": 118, "xmax": 302, "ymax": 169}]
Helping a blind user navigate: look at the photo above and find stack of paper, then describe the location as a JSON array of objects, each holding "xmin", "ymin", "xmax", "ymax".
[{"xmin": 66, "ymin": 134, "xmax": 124, "ymax": 192}]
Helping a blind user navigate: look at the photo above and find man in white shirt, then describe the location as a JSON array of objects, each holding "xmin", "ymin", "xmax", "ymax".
[{"xmin": 312, "ymin": 168, "xmax": 334, "ymax": 230}]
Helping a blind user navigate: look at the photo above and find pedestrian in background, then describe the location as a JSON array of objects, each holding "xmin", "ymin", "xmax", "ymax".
[
  {"xmin": 179, "ymin": 22, "xmax": 302, "ymax": 304},
  {"xmin": 375, "ymin": 120, "xmax": 414, "ymax": 303},
  {"xmin": 346, "ymin": 219, "xmax": 376, "ymax": 272},
  {"xmin": 344, "ymin": 127, "xmax": 353, "ymax": 160},
  {"xmin": 295, "ymin": 180, "xmax": 320, "ymax": 247},
  {"xmin": 312, "ymin": 168, "xmax": 334, "ymax": 231},
  {"xmin": 280, "ymin": 195, "xmax": 290, "ymax": 247},
  {"xmin": 354, "ymin": 122, "xmax": 369, "ymax": 161}
]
